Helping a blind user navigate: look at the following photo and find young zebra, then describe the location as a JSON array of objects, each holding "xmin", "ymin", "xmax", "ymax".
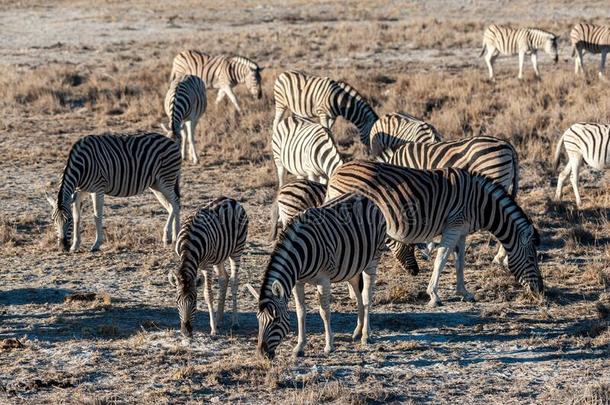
[
  {"xmin": 268, "ymin": 179, "xmax": 327, "ymax": 241},
  {"xmin": 388, "ymin": 135, "xmax": 520, "ymax": 265},
  {"xmin": 570, "ymin": 23, "xmax": 610, "ymax": 77},
  {"xmin": 164, "ymin": 74, "xmax": 207, "ymax": 164},
  {"xmin": 169, "ymin": 197, "xmax": 248, "ymax": 337},
  {"xmin": 170, "ymin": 50, "xmax": 263, "ymax": 112},
  {"xmin": 254, "ymin": 193, "xmax": 387, "ymax": 359},
  {"xmin": 369, "ymin": 112, "xmax": 443, "ymax": 161},
  {"xmin": 272, "ymin": 116, "xmax": 344, "ymax": 188},
  {"xmin": 45, "ymin": 133, "xmax": 181, "ymax": 252},
  {"xmin": 480, "ymin": 24, "xmax": 558, "ymax": 79},
  {"xmin": 327, "ymin": 161, "xmax": 543, "ymax": 308},
  {"xmin": 554, "ymin": 123, "xmax": 610, "ymax": 208},
  {"xmin": 272, "ymin": 70, "xmax": 379, "ymax": 146}
]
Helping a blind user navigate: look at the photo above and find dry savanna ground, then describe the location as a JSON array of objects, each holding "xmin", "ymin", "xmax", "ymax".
[{"xmin": 0, "ymin": 0, "xmax": 609, "ymax": 403}]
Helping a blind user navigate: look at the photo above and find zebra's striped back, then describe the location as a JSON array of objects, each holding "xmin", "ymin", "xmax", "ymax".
[
  {"xmin": 369, "ymin": 112, "xmax": 443, "ymax": 161},
  {"xmin": 388, "ymin": 136, "xmax": 519, "ymax": 197},
  {"xmin": 164, "ymin": 75, "xmax": 207, "ymax": 139},
  {"xmin": 483, "ymin": 24, "xmax": 558, "ymax": 56},
  {"xmin": 257, "ymin": 193, "xmax": 386, "ymax": 358},
  {"xmin": 273, "ymin": 116, "xmax": 344, "ymax": 182},
  {"xmin": 327, "ymin": 161, "xmax": 542, "ymax": 293},
  {"xmin": 273, "ymin": 71, "xmax": 378, "ymax": 145},
  {"xmin": 172, "ymin": 197, "xmax": 248, "ymax": 336},
  {"xmin": 570, "ymin": 24, "xmax": 610, "ymax": 54}
]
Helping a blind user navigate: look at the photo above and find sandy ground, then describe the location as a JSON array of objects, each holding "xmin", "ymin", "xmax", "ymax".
[{"xmin": 0, "ymin": 1, "xmax": 609, "ymax": 404}]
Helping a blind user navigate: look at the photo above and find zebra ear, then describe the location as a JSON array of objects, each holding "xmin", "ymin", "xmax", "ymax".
[
  {"xmin": 245, "ymin": 283, "xmax": 260, "ymax": 300},
  {"xmin": 271, "ymin": 280, "xmax": 284, "ymax": 299},
  {"xmin": 168, "ymin": 271, "xmax": 177, "ymax": 287},
  {"xmin": 160, "ymin": 123, "xmax": 170, "ymax": 135},
  {"xmin": 45, "ymin": 192, "xmax": 56, "ymax": 208},
  {"xmin": 70, "ymin": 193, "xmax": 77, "ymax": 204}
]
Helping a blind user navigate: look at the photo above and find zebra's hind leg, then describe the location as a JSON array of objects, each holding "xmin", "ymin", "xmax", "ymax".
[
  {"xmin": 229, "ymin": 256, "xmax": 240, "ymax": 328},
  {"xmin": 185, "ymin": 120, "xmax": 199, "ymax": 165},
  {"xmin": 518, "ymin": 51, "xmax": 525, "ymax": 79},
  {"xmin": 90, "ymin": 192, "xmax": 105, "ymax": 252},
  {"xmin": 555, "ymin": 161, "xmax": 572, "ymax": 202},
  {"xmin": 575, "ymin": 48, "xmax": 584, "ymax": 75},
  {"xmin": 349, "ymin": 275, "xmax": 364, "ymax": 341},
  {"xmin": 484, "ymin": 48, "xmax": 496, "ymax": 79},
  {"xmin": 427, "ymin": 228, "xmax": 461, "ymax": 307},
  {"xmin": 223, "ymin": 87, "xmax": 241, "ymax": 113},
  {"xmin": 292, "ymin": 282, "xmax": 307, "ymax": 357},
  {"xmin": 530, "ymin": 52, "xmax": 540, "ymax": 78},
  {"xmin": 317, "ymin": 278, "xmax": 334, "ymax": 355},
  {"xmin": 150, "ymin": 183, "xmax": 180, "ymax": 245},
  {"xmin": 454, "ymin": 235, "xmax": 475, "ymax": 302},
  {"xmin": 70, "ymin": 192, "xmax": 84, "ymax": 252},
  {"xmin": 360, "ymin": 258, "xmax": 378, "ymax": 345},
  {"xmin": 569, "ymin": 156, "xmax": 583, "ymax": 208},
  {"xmin": 215, "ymin": 263, "xmax": 228, "ymax": 330},
  {"xmin": 202, "ymin": 265, "xmax": 217, "ymax": 336},
  {"xmin": 600, "ymin": 50, "xmax": 607, "ymax": 78}
]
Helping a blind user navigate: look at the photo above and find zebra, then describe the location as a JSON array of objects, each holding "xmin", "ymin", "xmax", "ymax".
[
  {"xmin": 272, "ymin": 70, "xmax": 379, "ymax": 146},
  {"xmin": 170, "ymin": 50, "xmax": 263, "ymax": 112},
  {"xmin": 268, "ymin": 179, "xmax": 326, "ymax": 241},
  {"xmin": 369, "ymin": 112, "xmax": 443, "ymax": 161},
  {"xmin": 251, "ymin": 193, "xmax": 386, "ymax": 359},
  {"xmin": 168, "ymin": 197, "xmax": 248, "ymax": 337},
  {"xmin": 272, "ymin": 116, "xmax": 344, "ymax": 189},
  {"xmin": 388, "ymin": 135, "xmax": 520, "ymax": 265},
  {"xmin": 45, "ymin": 132, "xmax": 181, "ymax": 252},
  {"xmin": 479, "ymin": 24, "xmax": 558, "ymax": 79},
  {"xmin": 554, "ymin": 123, "xmax": 610, "ymax": 208},
  {"xmin": 570, "ymin": 23, "xmax": 610, "ymax": 77},
  {"xmin": 327, "ymin": 161, "xmax": 543, "ymax": 308},
  {"xmin": 163, "ymin": 74, "xmax": 207, "ymax": 165}
]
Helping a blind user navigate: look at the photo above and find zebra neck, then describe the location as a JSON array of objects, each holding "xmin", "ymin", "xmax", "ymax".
[
  {"xmin": 228, "ymin": 59, "xmax": 248, "ymax": 84},
  {"xmin": 340, "ymin": 103, "xmax": 377, "ymax": 145},
  {"xmin": 57, "ymin": 163, "xmax": 80, "ymax": 210},
  {"xmin": 324, "ymin": 153, "xmax": 344, "ymax": 179}
]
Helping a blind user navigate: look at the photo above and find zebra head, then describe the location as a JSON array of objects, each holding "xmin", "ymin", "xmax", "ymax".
[
  {"xmin": 45, "ymin": 192, "xmax": 73, "ymax": 251},
  {"xmin": 172, "ymin": 270, "xmax": 198, "ymax": 338},
  {"xmin": 507, "ymin": 225, "xmax": 543, "ymax": 296},
  {"xmin": 246, "ymin": 67, "xmax": 263, "ymax": 100},
  {"xmin": 256, "ymin": 280, "xmax": 290, "ymax": 360}
]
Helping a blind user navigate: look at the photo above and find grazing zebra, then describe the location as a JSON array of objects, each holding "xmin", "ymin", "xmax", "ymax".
[
  {"xmin": 45, "ymin": 133, "xmax": 181, "ymax": 252},
  {"xmin": 170, "ymin": 50, "xmax": 263, "ymax": 112},
  {"xmin": 272, "ymin": 70, "xmax": 379, "ymax": 146},
  {"xmin": 327, "ymin": 161, "xmax": 543, "ymax": 307},
  {"xmin": 479, "ymin": 24, "xmax": 558, "ymax": 79},
  {"xmin": 554, "ymin": 123, "xmax": 610, "ymax": 208},
  {"xmin": 369, "ymin": 112, "xmax": 443, "ymax": 161},
  {"xmin": 164, "ymin": 74, "xmax": 207, "ymax": 164},
  {"xmin": 570, "ymin": 23, "xmax": 610, "ymax": 76},
  {"xmin": 168, "ymin": 197, "xmax": 248, "ymax": 337},
  {"xmin": 273, "ymin": 116, "xmax": 344, "ymax": 188},
  {"xmin": 253, "ymin": 193, "xmax": 386, "ymax": 359},
  {"xmin": 268, "ymin": 179, "xmax": 326, "ymax": 241},
  {"xmin": 388, "ymin": 135, "xmax": 520, "ymax": 265}
]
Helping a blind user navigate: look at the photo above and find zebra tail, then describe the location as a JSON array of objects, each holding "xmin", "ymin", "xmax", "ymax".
[
  {"xmin": 571, "ymin": 46, "xmax": 575, "ymax": 58},
  {"xmin": 510, "ymin": 146, "xmax": 520, "ymax": 199},
  {"xmin": 553, "ymin": 135, "xmax": 565, "ymax": 172},
  {"xmin": 479, "ymin": 44, "xmax": 486, "ymax": 57},
  {"xmin": 268, "ymin": 199, "xmax": 280, "ymax": 242}
]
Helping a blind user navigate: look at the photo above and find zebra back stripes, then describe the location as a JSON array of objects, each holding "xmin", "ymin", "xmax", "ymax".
[
  {"xmin": 171, "ymin": 197, "xmax": 248, "ymax": 337},
  {"xmin": 326, "ymin": 160, "xmax": 542, "ymax": 307},
  {"xmin": 272, "ymin": 116, "xmax": 344, "ymax": 187},
  {"xmin": 369, "ymin": 112, "xmax": 443, "ymax": 161},
  {"xmin": 272, "ymin": 71, "xmax": 379, "ymax": 145},
  {"xmin": 47, "ymin": 133, "xmax": 181, "ymax": 252},
  {"xmin": 570, "ymin": 24, "xmax": 610, "ymax": 76},
  {"xmin": 256, "ymin": 193, "xmax": 386, "ymax": 358},
  {"xmin": 554, "ymin": 122, "xmax": 610, "ymax": 207}
]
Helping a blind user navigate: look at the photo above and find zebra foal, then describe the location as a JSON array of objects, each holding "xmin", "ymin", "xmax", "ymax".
[
  {"xmin": 570, "ymin": 23, "xmax": 610, "ymax": 77},
  {"xmin": 554, "ymin": 123, "xmax": 610, "ymax": 208},
  {"xmin": 327, "ymin": 161, "xmax": 543, "ymax": 307},
  {"xmin": 253, "ymin": 193, "xmax": 386, "ymax": 359},
  {"xmin": 480, "ymin": 24, "xmax": 558, "ymax": 79},
  {"xmin": 46, "ymin": 133, "xmax": 181, "ymax": 252},
  {"xmin": 169, "ymin": 197, "xmax": 248, "ymax": 337}
]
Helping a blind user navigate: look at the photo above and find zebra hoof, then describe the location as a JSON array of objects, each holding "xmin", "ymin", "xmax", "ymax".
[
  {"xmin": 352, "ymin": 329, "xmax": 362, "ymax": 341},
  {"xmin": 360, "ymin": 336, "xmax": 371, "ymax": 346},
  {"xmin": 90, "ymin": 245, "xmax": 101, "ymax": 252},
  {"xmin": 427, "ymin": 298, "xmax": 442, "ymax": 308},
  {"xmin": 292, "ymin": 348, "xmax": 305, "ymax": 358},
  {"xmin": 323, "ymin": 345, "xmax": 334, "ymax": 356}
]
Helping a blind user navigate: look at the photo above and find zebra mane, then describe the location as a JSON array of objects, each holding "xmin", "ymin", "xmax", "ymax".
[
  {"xmin": 527, "ymin": 28, "xmax": 556, "ymax": 39},
  {"xmin": 229, "ymin": 55, "xmax": 259, "ymax": 71},
  {"xmin": 335, "ymin": 80, "xmax": 374, "ymax": 107}
]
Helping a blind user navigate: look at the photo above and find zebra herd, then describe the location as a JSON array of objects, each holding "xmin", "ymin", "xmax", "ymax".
[{"xmin": 45, "ymin": 22, "xmax": 610, "ymax": 359}]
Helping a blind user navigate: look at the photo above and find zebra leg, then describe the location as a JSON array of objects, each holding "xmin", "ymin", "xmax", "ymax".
[
  {"xmin": 223, "ymin": 87, "xmax": 241, "ymax": 113},
  {"xmin": 292, "ymin": 282, "xmax": 307, "ymax": 357},
  {"xmin": 317, "ymin": 278, "xmax": 334, "ymax": 355},
  {"xmin": 215, "ymin": 263, "xmax": 228, "ymax": 330},
  {"xmin": 454, "ymin": 235, "xmax": 475, "ymax": 302},
  {"xmin": 275, "ymin": 161, "xmax": 286, "ymax": 188},
  {"xmin": 203, "ymin": 265, "xmax": 217, "ymax": 336},
  {"xmin": 70, "ymin": 192, "xmax": 84, "ymax": 252},
  {"xmin": 555, "ymin": 162, "xmax": 572, "ymax": 202},
  {"xmin": 185, "ymin": 120, "xmax": 199, "ymax": 165},
  {"xmin": 215, "ymin": 89, "xmax": 226, "ymax": 104},
  {"xmin": 600, "ymin": 51, "xmax": 607, "ymax": 78},
  {"xmin": 272, "ymin": 106, "xmax": 286, "ymax": 132},
  {"xmin": 569, "ymin": 156, "xmax": 583, "ymax": 208},
  {"xmin": 531, "ymin": 52, "xmax": 540, "ymax": 77},
  {"xmin": 91, "ymin": 192, "xmax": 105, "ymax": 252},
  {"xmin": 426, "ymin": 229, "xmax": 461, "ymax": 307},
  {"xmin": 229, "ymin": 256, "xmax": 240, "ymax": 328},
  {"xmin": 151, "ymin": 186, "xmax": 178, "ymax": 245},
  {"xmin": 576, "ymin": 48, "xmax": 584, "ymax": 75},
  {"xmin": 180, "ymin": 127, "xmax": 188, "ymax": 161},
  {"xmin": 484, "ymin": 48, "xmax": 495, "ymax": 79},
  {"xmin": 349, "ymin": 276, "xmax": 364, "ymax": 341},
  {"xmin": 360, "ymin": 260, "xmax": 378, "ymax": 345},
  {"xmin": 518, "ymin": 51, "xmax": 525, "ymax": 79}
]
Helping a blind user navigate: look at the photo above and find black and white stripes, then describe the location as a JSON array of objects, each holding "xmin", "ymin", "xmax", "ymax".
[
  {"xmin": 570, "ymin": 23, "xmax": 610, "ymax": 76},
  {"xmin": 169, "ymin": 197, "xmax": 248, "ymax": 337},
  {"xmin": 46, "ymin": 133, "xmax": 181, "ymax": 252}
]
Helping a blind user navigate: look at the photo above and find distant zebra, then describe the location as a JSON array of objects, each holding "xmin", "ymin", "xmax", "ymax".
[
  {"xmin": 273, "ymin": 116, "xmax": 344, "ymax": 188},
  {"xmin": 170, "ymin": 50, "xmax": 263, "ymax": 112},
  {"xmin": 268, "ymin": 179, "xmax": 326, "ymax": 241},
  {"xmin": 273, "ymin": 71, "xmax": 379, "ymax": 146},
  {"xmin": 253, "ymin": 193, "xmax": 386, "ymax": 359},
  {"xmin": 45, "ymin": 133, "xmax": 181, "ymax": 252},
  {"xmin": 168, "ymin": 197, "xmax": 248, "ymax": 337},
  {"xmin": 164, "ymin": 74, "xmax": 207, "ymax": 164},
  {"xmin": 554, "ymin": 123, "xmax": 610, "ymax": 208},
  {"xmin": 369, "ymin": 112, "xmax": 443, "ymax": 161},
  {"xmin": 327, "ymin": 161, "xmax": 543, "ymax": 307},
  {"xmin": 570, "ymin": 23, "xmax": 610, "ymax": 76},
  {"xmin": 480, "ymin": 24, "xmax": 558, "ymax": 79},
  {"xmin": 388, "ymin": 135, "xmax": 520, "ymax": 265}
]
